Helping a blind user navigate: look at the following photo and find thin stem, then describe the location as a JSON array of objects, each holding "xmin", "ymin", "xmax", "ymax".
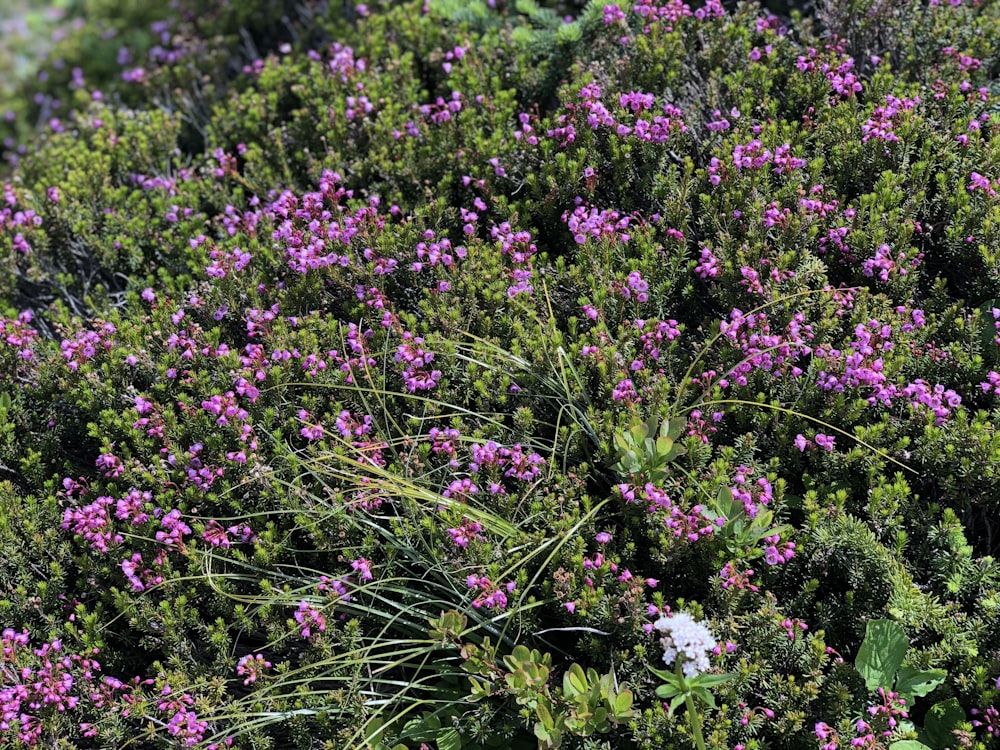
[
  {"xmin": 676, "ymin": 658, "xmax": 706, "ymax": 750},
  {"xmin": 685, "ymin": 692, "xmax": 707, "ymax": 750}
]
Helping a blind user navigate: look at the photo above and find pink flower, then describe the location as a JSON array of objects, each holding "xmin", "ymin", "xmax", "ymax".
[
  {"xmin": 298, "ymin": 409, "xmax": 324, "ymax": 440},
  {"xmin": 351, "ymin": 558, "xmax": 374, "ymax": 581},
  {"xmin": 294, "ymin": 601, "xmax": 327, "ymax": 638},
  {"xmin": 236, "ymin": 654, "xmax": 272, "ymax": 685},
  {"xmin": 466, "ymin": 575, "xmax": 516, "ymax": 609},
  {"xmin": 447, "ymin": 518, "xmax": 484, "ymax": 548},
  {"xmin": 814, "ymin": 433, "xmax": 835, "ymax": 451}
]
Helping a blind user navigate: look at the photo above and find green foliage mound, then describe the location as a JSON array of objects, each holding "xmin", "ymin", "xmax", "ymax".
[{"xmin": 4, "ymin": 0, "xmax": 1000, "ymax": 748}]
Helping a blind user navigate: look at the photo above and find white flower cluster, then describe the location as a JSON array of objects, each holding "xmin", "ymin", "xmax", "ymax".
[{"xmin": 653, "ymin": 612, "xmax": 717, "ymax": 677}]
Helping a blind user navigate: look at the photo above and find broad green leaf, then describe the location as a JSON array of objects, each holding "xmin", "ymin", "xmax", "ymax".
[
  {"xmin": 533, "ymin": 723, "xmax": 551, "ymax": 743},
  {"xmin": 565, "ymin": 663, "xmax": 588, "ymax": 696},
  {"xmin": 424, "ymin": 714, "xmax": 442, "ymax": 730},
  {"xmin": 613, "ymin": 691, "xmax": 634, "ymax": 716},
  {"xmin": 668, "ymin": 694, "xmax": 686, "ymax": 715},
  {"xmin": 437, "ymin": 729, "xmax": 463, "ymax": 750},
  {"xmin": 922, "ymin": 698, "xmax": 964, "ymax": 748},
  {"xmin": 888, "ymin": 742, "xmax": 931, "ymax": 750},
  {"xmin": 856, "ymin": 620, "xmax": 909, "ymax": 691},
  {"xmin": 693, "ymin": 672, "xmax": 733, "ymax": 689},
  {"xmin": 536, "ymin": 700, "xmax": 555, "ymax": 729},
  {"xmin": 716, "ymin": 485, "xmax": 738, "ymax": 519},
  {"xmin": 691, "ymin": 686, "xmax": 717, "ymax": 709},
  {"xmin": 895, "ymin": 666, "xmax": 946, "ymax": 700},
  {"xmin": 630, "ymin": 419, "xmax": 650, "ymax": 443},
  {"xmin": 664, "ymin": 417, "xmax": 686, "ymax": 441},
  {"xmin": 648, "ymin": 666, "xmax": 678, "ymax": 683},
  {"xmin": 398, "ymin": 712, "xmax": 444, "ymax": 744},
  {"xmin": 656, "ymin": 683, "xmax": 681, "ymax": 700},
  {"xmin": 655, "ymin": 435, "xmax": 674, "ymax": 455}
]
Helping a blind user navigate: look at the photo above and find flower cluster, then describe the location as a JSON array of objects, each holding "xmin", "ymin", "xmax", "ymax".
[
  {"xmin": 563, "ymin": 199, "xmax": 633, "ymax": 245},
  {"xmin": 466, "ymin": 574, "xmax": 516, "ymax": 609},
  {"xmin": 652, "ymin": 612, "xmax": 718, "ymax": 677},
  {"xmin": 293, "ymin": 601, "xmax": 327, "ymax": 639},
  {"xmin": 236, "ymin": 654, "xmax": 272, "ymax": 686},
  {"xmin": 0, "ymin": 629, "xmax": 106, "ymax": 747}
]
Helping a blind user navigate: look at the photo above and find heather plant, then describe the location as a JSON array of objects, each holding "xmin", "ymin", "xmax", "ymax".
[{"xmin": 7, "ymin": 0, "xmax": 1000, "ymax": 748}]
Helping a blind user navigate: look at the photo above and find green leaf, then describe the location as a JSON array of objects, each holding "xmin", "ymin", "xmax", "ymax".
[
  {"xmin": 888, "ymin": 742, "xmax": 932, "ymax": 750},
  {"xmin": 692, "ymin": 672, "xmax": 733, "ymax": 689},
  {"xmin": 668, "ymin": 693, "xmax": 686, "ymax": 715},
  {"xmin": 613, "ymin": 691, "xmax": 634, "ymax": 715},
  {"xmin": 856, "ymin": 620, "xmax": 909, "ymax": 691},
  {"xmin": 468, "ymin": 677, "xmax": 491, "ymax": 700},
  {"xmin": 648, "ymin": 665, "xmax": 678, "ymax": 683},
  {"xmin": 400, "ymin": 713, "xmax": 442, "ymax": 743},
  {"xmin": 895, "ymin": 666, "xmax": 946, "ymax": 700},
  {"xmin": 438, "ymin": 729, "xmax": 463, "ymax": 750},
  {"xmin": 655, "ymin": 683, "xmax": 681, "ymax": 700},
  {"xmin": 424, "ymin": 714, "xmax": 442, "ymax": 730},
  {"xmin": 922, "ymin": 698, "xmax": 964, "ymax": 748},
  {"xmin": 565, "ymin": 663, "xmax": 588, "ymax": 697},
  {"xmin": 536, "ymin": 700, "xmax": 553, "ymax": 728},
  {"xmin": 690, "ymin": 686, "xmax": 717, "ymax": 709},
  {"xmin": 630, "ymin": 419, "xmax": 650, "ymax": 444},
  {"xmin": 716, "ymin": 485, "xmax": 736, "ymax": 518},
  {"xmin": 663, "ymin": 417, "xmax": 686, "ymax": 441},
  {"xmin": 613, "ymin": 433, "xmax": 630, "ymax": 454},
  {"xmin": 533, "ymin": 723, "xmax": 551, "ymax": 743},
  {"xmin": 655, "ymin": 435, "xmax": 674, "ymax": 456}
]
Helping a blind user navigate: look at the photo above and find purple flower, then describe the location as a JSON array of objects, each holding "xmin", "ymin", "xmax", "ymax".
[
  {"xmin": 447, "ymin": 518, "xmax": 484, "ymax": 548},
  {"xmin": 351, "ymin": 558, "xmax": 374, "ymax": 581},
  {"xmin": 814, "ymin": 433, "xmax": 835, "ymax": 451},
  {"xmin": 294, "ymin": 601, "xmax": 327, "ymax": 638},
  {"xmin": 236, "ymin": 654, "xmax": 272, "ymax": 685}
]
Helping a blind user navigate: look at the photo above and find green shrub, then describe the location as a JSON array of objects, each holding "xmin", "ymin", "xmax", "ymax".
[{"xmin": 4, "ymin": 0, "xmax": 1000, "ymax": 748}]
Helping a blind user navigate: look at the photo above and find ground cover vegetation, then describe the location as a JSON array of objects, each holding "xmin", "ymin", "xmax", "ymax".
[{"xmin": 2, "ymin": 0, "xmax": 1000, "ymax": 747}]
